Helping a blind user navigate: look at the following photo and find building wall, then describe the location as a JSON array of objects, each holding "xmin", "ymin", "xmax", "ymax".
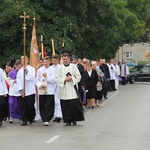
[{"xmin": 115, "ymin": 43, "xmax": 150, "ymax": 64}]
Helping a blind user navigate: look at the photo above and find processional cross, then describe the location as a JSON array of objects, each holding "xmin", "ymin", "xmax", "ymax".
[{"xmin": 20, "ymin": 12, "xmax": 30, "ymax": 97}]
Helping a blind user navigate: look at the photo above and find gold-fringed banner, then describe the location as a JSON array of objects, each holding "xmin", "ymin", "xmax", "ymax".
[{"xmin": 29, "ymin": 18, "xmax": 40, "ymax": 70}]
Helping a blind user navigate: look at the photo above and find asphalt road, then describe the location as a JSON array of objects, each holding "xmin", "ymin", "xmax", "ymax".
[{"xmin": 1, "ymin": 82, "xmax": 150, "ymax": 150}]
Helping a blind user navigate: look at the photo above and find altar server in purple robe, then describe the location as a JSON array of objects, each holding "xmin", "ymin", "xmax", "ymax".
[{"xmin": 8, "ymin": 60, "xmax": 22, "ymax": 123}]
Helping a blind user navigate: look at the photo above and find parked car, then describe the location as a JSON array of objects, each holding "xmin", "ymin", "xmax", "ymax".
[
  {"xmin": 127, "ymin": 64, "xmax": 150, "ymax": 84},
  {"xmin": 126, "ymin": 61, "xmax": 137, "ymax": 67}
]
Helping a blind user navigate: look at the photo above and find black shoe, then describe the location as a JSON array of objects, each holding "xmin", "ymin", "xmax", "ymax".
[
  {"xmin": 53, "ymin": 118, "xmax": 58, "ymax": 122},
  {"xmin": 53, "ymin": 117, "xmax": 61, "ymax": 123},
  {"xmin": 21, "ymin": 121, "xmax": 27, "ymax": 126},
  {"xmin": 29, "ymin": 120, "xmax": 33, "ymax": 124},
  {"xmin": 72, "ymin": 122, "xmax": 77, "ymax": 126},
  {"xmin": 104, "ymin": 97, "xmax": 108, "ymax": 99},
  {"xmin": 65, "ymin": 122, "xmax": 71, "ymax": 126},
  {"xmin": 91, "ymin": 106, "xmax": 94, "ymax": 109},
  {"xmin": 9, "ymin": 120, "xmax": 13, "ymax": 124},
  {"xmin": 56, "ymin": 117, "xmax": 61, "ymax": 123},
  {"xmin": 0, "ymin": 121, "xmax": 3, "ymax": 126}
]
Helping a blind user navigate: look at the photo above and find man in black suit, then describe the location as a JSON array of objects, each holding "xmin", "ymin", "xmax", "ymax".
[
  {"xmin": 99, "ymin": 59, "xmax": 110, "ymax": 99},
  {"xmin": 72, "ymin": 55, "xmax": 85, "ymax": 107}
]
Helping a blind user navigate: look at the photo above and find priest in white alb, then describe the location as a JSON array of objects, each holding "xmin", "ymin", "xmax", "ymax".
[
  {"xmin": 55, "ymin": 53, "xmax": 84, "ymax": 126},
  {"xmin": 120, "ymin": 60, "xmax": 129, "ymax": 85}
]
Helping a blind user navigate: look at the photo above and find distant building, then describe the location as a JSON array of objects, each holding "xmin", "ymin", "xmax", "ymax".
[{"xmin": 115, "ymin": 43, "xmax": 150, "ymax": 64}]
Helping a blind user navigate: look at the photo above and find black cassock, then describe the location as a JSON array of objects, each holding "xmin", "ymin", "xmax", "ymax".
[{"xmin": 60, "ymin": 98, "xmax": 84, "ymax": 123}]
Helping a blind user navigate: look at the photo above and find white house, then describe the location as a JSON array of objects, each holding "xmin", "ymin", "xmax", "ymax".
[{"xmin": 115, "ymin": 43, "xmax": 150, "ymax": 64}]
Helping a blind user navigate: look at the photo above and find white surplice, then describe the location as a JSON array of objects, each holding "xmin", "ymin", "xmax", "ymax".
[
  {"xmin": 120, "ymin": 64, "xmax": 129, "ymax": 77},
  {"xmin": 50, "ymin": 64, "xmax": 62, "ymax": 118},
  {"xmin": 107, "ymin": 64, "xmax": 116, "ymax": 80},
  {"xmin": 55, "ymin": 63, "xmax": 81, "ymax": 100},
  {"xmin": 35, "ymin": 66, "xmax": 57, "ymax": 95},
  {"xmin": 0, "ymin": 68, "xmax": 8, "ymax": 95},
  {"xmin": 16, "ymin": 65, "xmax": 36, "ymax": 96}
]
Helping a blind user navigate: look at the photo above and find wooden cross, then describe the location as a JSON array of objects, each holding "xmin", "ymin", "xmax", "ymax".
[{"xmin": 20, "ymin": 12, "xmax": 30, "ymax": 30}]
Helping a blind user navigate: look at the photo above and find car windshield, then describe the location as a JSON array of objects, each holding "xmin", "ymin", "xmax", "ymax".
[{"xmin": 129, "ymin": 66, "xmax": 143, "ymax": 72}]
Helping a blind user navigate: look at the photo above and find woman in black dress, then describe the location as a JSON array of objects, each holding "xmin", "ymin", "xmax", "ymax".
[
  {"xmin": 83, "ymin": 61, "xmax": 99, "ymax": 109},
  {"xmin": 92, "ymin": 61, "xmax": 104, "ymax": 106}
]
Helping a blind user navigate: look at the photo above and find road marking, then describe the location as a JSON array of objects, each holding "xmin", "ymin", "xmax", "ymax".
[{"xmin": 45, "ymin": 135, "xmax": 60, "ymax": 143}]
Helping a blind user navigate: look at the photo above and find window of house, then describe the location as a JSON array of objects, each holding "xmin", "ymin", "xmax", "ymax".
[{"xmin": 126, "ymin": 52, "xmax": 133, "ymax": 58}]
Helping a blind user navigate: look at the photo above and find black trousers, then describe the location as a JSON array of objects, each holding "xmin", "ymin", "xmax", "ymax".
[
  {"xmin": 3, "ymin": 96, "xmax": 9, "ymax": 118},
  {"xmin": 110, "ymin": 80, "xmax": 115, "ymax": 91},
  {"xmin": 79, "ymin": 86, "xmax": 84, "ymax": 103},
  {"xmin": 102, "ymin": 81, "xmax": 108, "ymax": 98},
  {"xmin": 39, "ymin": 95, "xmax": 55, "ymax": 122},
  {"xmin": 121, "ymin": 77, "xmax": 127, "ymax": 85},
  {"xmin": 18, "ymin": 94, "xmax": 35, "ymax": 122},
  {"xmin": 0, "ymin": 96, "xmax": 5, "ymax": 121}
]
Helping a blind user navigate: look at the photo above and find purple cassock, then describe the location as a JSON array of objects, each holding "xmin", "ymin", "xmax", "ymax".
[{"xmin": 8, "ymin": 70, "xmax": 21, "ymax": 119}]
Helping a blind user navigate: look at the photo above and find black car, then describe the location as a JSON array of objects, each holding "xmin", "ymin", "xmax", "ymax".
[{"xmin": 127, "ymin": 64, "xmax": 150, "ymax": 84}]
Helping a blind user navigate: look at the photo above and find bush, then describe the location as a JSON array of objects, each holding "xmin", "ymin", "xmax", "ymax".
[{"xmin": 138, "ymin": 60, "xmax": 149, "ymax": 65}]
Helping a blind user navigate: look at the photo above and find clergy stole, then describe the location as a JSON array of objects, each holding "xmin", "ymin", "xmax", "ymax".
[
  {"xmin": 4, "ymin": 72, "xmax": 10, "ymax": 89},
  {"xmin": 124, "ymin": 64, "xmax": 126, "ymax": 76}
]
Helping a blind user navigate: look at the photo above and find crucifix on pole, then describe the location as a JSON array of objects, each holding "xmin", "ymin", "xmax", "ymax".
[{"xmin": 20, "ymin": 12, "xmax": 30, "ymax": 97}]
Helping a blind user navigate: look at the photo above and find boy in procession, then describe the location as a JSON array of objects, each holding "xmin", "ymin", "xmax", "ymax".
[
  {"xmin": 16, "ymin": 56, "xmax": 36, "ymax": 126},
  {"xmin": 3, "ymin": 61, "xmax": 13, "ymax": 121},
  {"xmin": 35, "ymin": 56, "xmax": 56, "ymax": 126},
  {"xmin": 51, "ymin": 54, "xmax": 63, "ymax": 123},
  {"xmin": 8, "ymin": 60, "xmax": 22, "ymax": 123}
]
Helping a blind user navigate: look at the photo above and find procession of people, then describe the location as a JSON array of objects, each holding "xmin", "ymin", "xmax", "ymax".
[{"xmin": 0, "ymin": 53, "xmax": 129, "ymax": 127}]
